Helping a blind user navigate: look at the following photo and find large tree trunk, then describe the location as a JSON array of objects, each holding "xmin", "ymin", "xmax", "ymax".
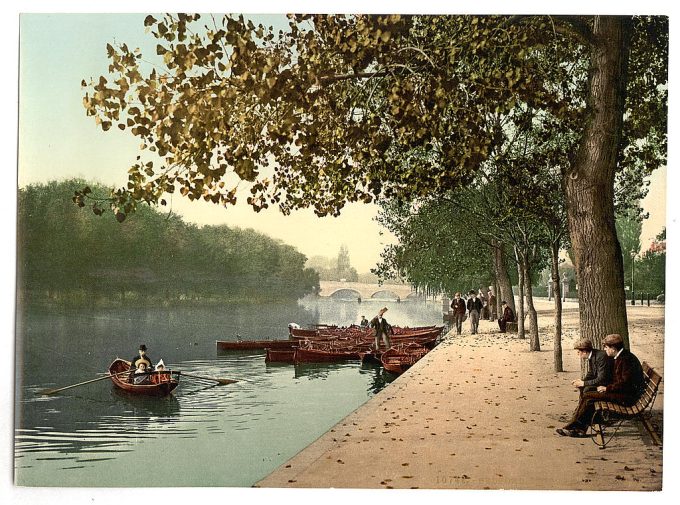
[
  {"xmin": 492, "ymin": 240, "xmax": 515, "ymax": 315},
  {"xmin": 564, "ymin": 16, "xmax": 631, "ymax": 349},
  {"xmin": 522, "ymin": 255, "xmax": 540, "ymax": 351},
  {"xmin": 550, "ymin": 240, "xmax": 564, "ymax": 372}
]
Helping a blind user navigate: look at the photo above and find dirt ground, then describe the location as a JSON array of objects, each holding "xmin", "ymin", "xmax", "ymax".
[{"xmin": 256, "ymin": 299, "xmax": 665, "ymax": 490}]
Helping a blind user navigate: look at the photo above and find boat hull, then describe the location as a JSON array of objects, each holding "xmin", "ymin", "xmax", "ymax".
[
  {"xmin": 265, "ymin": 348, "xmax": 297, "ymax": 363},
  {"xmin": 216, "ymin": 339, "xmax": 297, "ymax": 350},
  {"xmin": 108, "ymin": 359, "xmax": 180, "ymax": 396}
]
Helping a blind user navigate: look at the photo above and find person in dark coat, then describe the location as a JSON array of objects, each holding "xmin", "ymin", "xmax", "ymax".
[
  {"xmin": 128, "ymin": 344, "xmax": 153, "ymax": 370},
  {"xmin": 557, "ymin": 334, "xmax": 645, "ymax": 437},
  {"xmin": 370, "ymin": 307, "xmax": 393, "ymax": 350},
  {"xmin": 450, "ymin": 292, "xmax": 467, "ymax": 335},
  {"xmin": 466, "ymin": 290, "xmax": 483, "ymax": 334},
  {"xmin": 487, "ymin": 288, "xmax": 497, "ymax": 322},
  {"xmin": 497, "ymin": 301, "xmax": 514, "ymax": 332},
  {"xmin": 571, "ymin": 339, "xmax": 613, "ymax": 396}
]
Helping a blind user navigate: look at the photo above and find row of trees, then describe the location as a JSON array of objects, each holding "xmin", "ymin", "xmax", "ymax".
[
  {"xmin": 79, "ymin": 14, "xmax": 667, "ymax": 366},
  {"xmin": 18, "ymin": 180, "xmax": 319, "ymax": 304}
]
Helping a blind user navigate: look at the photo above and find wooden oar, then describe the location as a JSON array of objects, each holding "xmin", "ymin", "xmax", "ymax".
[
  {"xmin": 180, "ymin": 372, "xmax": 240, "ymax": 385},
  {"xmin": 38, "ymin": 370, "xmax": 130, "ymax": 396}
]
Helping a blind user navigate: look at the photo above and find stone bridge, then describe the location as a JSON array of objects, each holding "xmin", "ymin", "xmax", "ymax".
[{"xmin": 318, "ymin": 280, "xmax": 426, "ymax": 301}]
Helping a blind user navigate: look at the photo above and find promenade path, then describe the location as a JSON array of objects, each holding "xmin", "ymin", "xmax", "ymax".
[{"xmin": 257, "ymin": 300, "xmax": 664, "ymax": 490}]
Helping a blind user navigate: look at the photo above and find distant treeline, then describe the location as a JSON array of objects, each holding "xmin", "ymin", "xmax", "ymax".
[{"xmin": 17, "ymin": 180, "xmax": 320, "ymax": 305}]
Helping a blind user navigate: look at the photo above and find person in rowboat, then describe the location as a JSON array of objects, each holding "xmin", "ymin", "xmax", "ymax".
[
  {"xmin": 126, "ymin": 344, "xmax": 154, "ymax": 383},
  {"xmin": 132, "ymin": 362, "xmax": 151, "ymax": 384}
]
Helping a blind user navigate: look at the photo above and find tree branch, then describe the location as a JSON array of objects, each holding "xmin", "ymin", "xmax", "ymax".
[
  {"xmin": 319, "ymin": 71, "xmax": 390, "ymax": 84},
  {"xmin": 504, "ymin": 15, "xmax": 594, "ymax": 47}
]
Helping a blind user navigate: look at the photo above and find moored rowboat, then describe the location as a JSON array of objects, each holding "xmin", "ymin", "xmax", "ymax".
[
  {"xmin": 380, "ymin": 345, "xmax": 429, "ymax": 375},
  {"xmin": 265, "ymin": 348, "xmax": 297, "ymax": 363},
  {"xmin": 108, "ymin": 359, "xmax": 180, "ymax": 396},
  {"xmin": 216, "ymin": 339, "xmax": 297, "ymax": 351}
]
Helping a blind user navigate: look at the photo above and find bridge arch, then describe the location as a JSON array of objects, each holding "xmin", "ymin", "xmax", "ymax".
[
  {"xmin": 406, "ymin": 292, "xmax": 425, "ymax": 300},
  {"xmin": 328, "ymin": 288, "xmax": 363, "ymax": 301},
  {"xmin": 370, "ymin": 290, "xmax": 401, "ymax": 301}
]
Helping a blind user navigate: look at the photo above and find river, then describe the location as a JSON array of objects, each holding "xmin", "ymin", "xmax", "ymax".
[{"xmin": 14, "ymin": 295, "xmax": 443, "ymax": 487}]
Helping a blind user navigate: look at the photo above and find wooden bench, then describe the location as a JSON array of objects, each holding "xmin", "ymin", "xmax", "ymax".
[
  {"xmin": 590, "ymin": 362, "xmax": 662, "ymax": 448},
  {"xmin": 506, "ymin": 321, "xmax": 518, "ymax": 333}
]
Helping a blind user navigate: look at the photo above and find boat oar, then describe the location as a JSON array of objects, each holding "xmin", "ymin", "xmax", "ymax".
[
  {"xmin": 38, "ymin": 370, "xmax": 130, "ymax": 396},
  {"xmin": 180, "ymin": 372, "xmax": 240, "ymax": 385}
]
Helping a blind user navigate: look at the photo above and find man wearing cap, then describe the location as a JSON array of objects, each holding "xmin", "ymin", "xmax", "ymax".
[
  {"xmin": 466, "ymin": 290, "xmax": 483, "ymax": 334},
  {"xmin": 557, "ymin": 334, "xmax": 645, "ymax": 437},
  {"xmin": 370, "ymin": 307, "xmax": 393, "ymax": 350},
  {"xmin": 497, "ymin": 301, "xmax": 514, "ymax": 332},
  {"xmin": 571, "ymin": 339, "xmax": 613, "ymax": 396}
]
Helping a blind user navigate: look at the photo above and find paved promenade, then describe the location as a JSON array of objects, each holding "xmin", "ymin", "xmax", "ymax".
[{"xmin": 257, "ymin": 304, "xmax": 664, "ymax": 490}]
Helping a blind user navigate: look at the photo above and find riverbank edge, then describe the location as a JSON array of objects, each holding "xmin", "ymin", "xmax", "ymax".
[{"xmin": 255, "ymin": 304, "xmax": 664, "ymax": 490}]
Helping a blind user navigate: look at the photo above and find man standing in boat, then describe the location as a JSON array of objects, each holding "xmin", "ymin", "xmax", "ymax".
[{"xmin": 370, "ymin": 307, "xmax": 393, "ymax": 351}]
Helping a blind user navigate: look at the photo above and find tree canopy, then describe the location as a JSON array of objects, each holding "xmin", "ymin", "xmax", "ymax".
[{"xmin": 79, "ymin": 14, "xmax": 667, "ymax": 347}]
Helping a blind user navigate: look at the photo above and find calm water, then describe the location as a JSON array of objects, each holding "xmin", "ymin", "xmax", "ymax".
[{"xmin": 15, "ymin": 296, "xmax": 443, "ymax": 487}]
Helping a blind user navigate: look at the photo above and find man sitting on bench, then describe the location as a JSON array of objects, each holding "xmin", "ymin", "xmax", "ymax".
[{"xmin": 556, "ymin": 333, "xmax": 645, "ymax": 437}]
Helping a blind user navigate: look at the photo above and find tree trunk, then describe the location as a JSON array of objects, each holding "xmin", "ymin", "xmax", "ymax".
[
  {"xmin": 522, "ymin": 255, "xmax": 540, "ymax": 351},
  {"xmin": 515, "ymin": 250, "xmax": 525, "ymax": 339},
  {"xmin": 492, "ymin": 240, "xmax": 515, "ymax": 315},
  {"xmin": 564, "ymin": 16, "xmax": 631, "ymax": 349},
  {"xmin": 551, "ymin": 240, "xmax": 564, "ymax": 372},
  {"xmin": 493, "ymin": 279, "xmax": 500, "ymax": 318}
]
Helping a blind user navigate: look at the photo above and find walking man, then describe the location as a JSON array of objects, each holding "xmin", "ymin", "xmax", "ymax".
[
  {"xmin": 450, "ymin": 292, "xmax": 467, "ymax": 335},
  {"xmin": 370, "ymin": 307, "xmax": 393, "ymax": 350},
  {"xmin": 466, "ymin": 290, "xmax": 482, "ymax": 335}
]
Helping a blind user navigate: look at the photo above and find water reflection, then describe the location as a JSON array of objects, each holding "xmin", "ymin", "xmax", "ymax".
[{"xmin": 359, "ymin": 362, "xmax": 393, "ymax": 394}]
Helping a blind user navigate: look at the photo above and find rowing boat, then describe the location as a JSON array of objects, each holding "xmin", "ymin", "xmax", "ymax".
[
  {"xmin": 216, "ymin": 339, "xmax": 297, "ymax": 351},
  {"xmin": 288, "ymin": 325, "xmax": 442, "ymax": 340},
  {"xmin": 265, "ymin": 348, "xmax": 297, "ymax": 363},
  {"xmin": 380, "ymin": 344, "xmax": 429, "ymax": 375},
  {"xmin": 108, "ymin": 359, "xmax": 180, "ymax": 396}
]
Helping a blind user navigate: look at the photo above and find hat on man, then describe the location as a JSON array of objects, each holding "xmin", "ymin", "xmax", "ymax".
[
  {"xmin": 603, "ymin": 334, "xmax": 624, "ymax": 347},
  {"xmin": 501, "ymin": 300, "xmax": 507, "ymax": 305},
  {"xmin": 139, "ymin": 344, "xmax": 147, "ymax": 352},
  {"xmin": 573, "ymin": 339, "xmax": 593, "ymax": 351},
  {"xmin": 379, "ymin": 307, "xmax": 388, "ymax": 315},
  {"xmin": 469, "ymin": 290, "xmax": 476, "ymax": 295}
]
